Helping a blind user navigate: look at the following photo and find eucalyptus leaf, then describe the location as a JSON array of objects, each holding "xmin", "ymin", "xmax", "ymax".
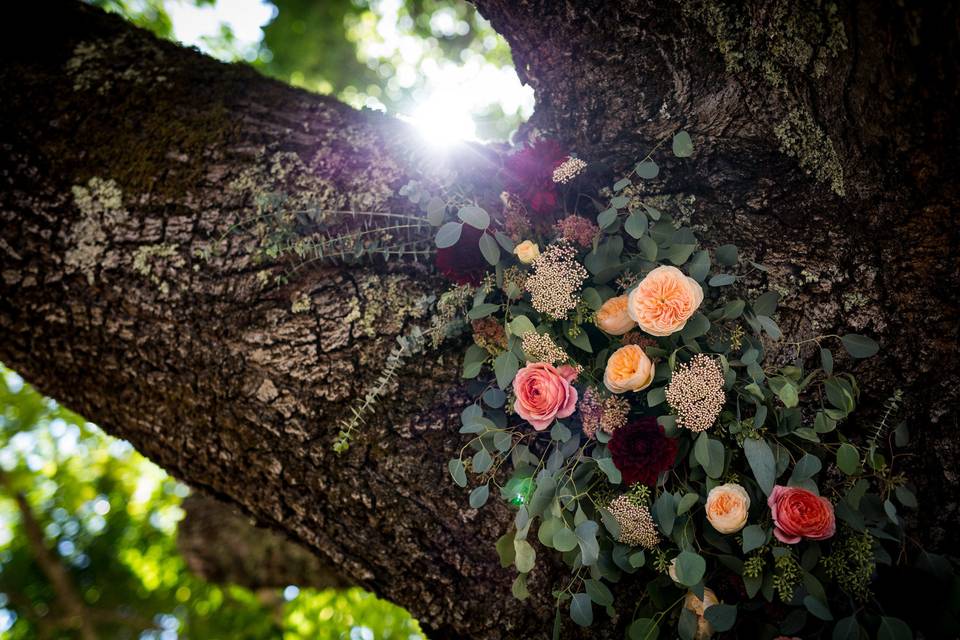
[
  {"xmin": 426, "ymin": 196, "xmax": 445, "ymax": 226},
  {"xmin": 512, "ymin": 574, "xmax": 529, "ymax": 600},
  {"xmin": 715, "ymin": 244, "xmax": 738, "ymax": 266},
  {"xmin": 478, "ymin": 232, "xmax": 500, "ymax": 266},
  {"xmin": 597, "ymin": 457, "xmax": 622, "ymax": 484},
  {"xmin": 742, "ymin": 525, "xmax": 766, "ymax": 553},
  {"xmin": 832, "ymin": 616, "xmax": 860, "ymax": 640},
  {"xmin": 472, "ymin": 449, "xmax": 492, "ymax": 474},
  {"xmin": 674, "ymin": 551, "xmax": 706, "ymax": 586},
  {"xmin": 636, "ymin": 160, "xmax": 660, "ymax": 179},
  {"xmin": 628, "ymin": 617, "xmax": 660, "ymax": 640},
  {"xmin": 469, "ymin": 483, "xmax": 490, "ymax": 508},
  {"xmin": 709, "ymin": 273, "xmax": 737, "ymax": 287},
  {"xmin": 672, "ymin": 130, "xmax": 694, "ymax": 157},
  {"xmin": 576, "ymin": 520, "xmax": 600, "ymax": 566},
  {"xmin": 448, "ymin": 459, "xmax": 467, "ymax": 487},
  {"xmin": 514, "ymin": 539, "xmax": 536, "ymax": 573},
  {"xmin": 494, "ymin": 351, "xmax": 520, "ymax": 389},
  {"xmin": 877, "ymin": 616, "xmax": 913, "ymax": 640},
  {"xmin": 803, "ymin": 595, "xmax": 833, "ymax": 621},
  {"xmin": 752, "ymin": 291, "xmax": 780, "ymax": 317},
  {"xmin": 836, "ymin": 443, "xmax": 859, "ymax": 475},
  {"xmin": 597, "ymin": 208, "xmax": 618, "ymax": 229},
  {"xmin": 435, "ymin": 221, "xmax": 463, "ymax": 248},
  {"xmin": 457, "ymin": 205, "xmax": 490, "ymax": 229},
  {"xmin": 703, "ymin": 604, "xmax": 737, "ymax": 632},
  {"xmin": 553, "ymin": 527, "xmax": 578, "ymax": 552},
  {"xmin": 570, "ymin": 593, "xmax": 593, "ymax": 627},
  {"xmin": 841, "ymin": 334, "xmax": 880, "ymax": 358},
  {"xmin": 743, "ymin": 438, "xmax": 776, "ymax": 495},
  {"xmin": 688, "ymin": 250, "xmax": 710, "ymax": 282},
  {"xmin": 585, "ymin": 579, "xmax": 614, "ymax": 607},
  {"xmin": 625, "ymin": 210, "xmax": 648, "ymax": 238},
  {"xmin": 790, "ymin": 454, "xmax": 822, "ymax": 482}
]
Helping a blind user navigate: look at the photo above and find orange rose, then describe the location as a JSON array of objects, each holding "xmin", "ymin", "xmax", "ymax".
[
  {"xmin": 684, "ymin": 588, "xmax": 719, "ymax": 640},
  {"xmin": 627, "ymin": 265, "xmax": 704, "ymax": 336},
  {"xmin": 603, "ymin": 345, "xmax": 654, "ymax": 394},
  {"xmin": 595, "ymin": 295, "xmax": 636, "ymax": 335},
  {"xmin": 706, "ymin": 483, "xmax": 750, "ymax": 534}
]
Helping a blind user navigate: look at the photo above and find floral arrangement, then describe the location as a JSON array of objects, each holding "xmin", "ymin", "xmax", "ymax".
[{"xmin": 412, "ymin": 133, "xmax": 927, "ymax": 639}]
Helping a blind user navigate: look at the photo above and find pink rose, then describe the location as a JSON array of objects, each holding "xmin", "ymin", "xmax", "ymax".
[
  {"xmin": 767, "ymin": 485, "xmax": 836, "ymax": 544},
  {"xmin": 512, "ymin": 362, "xmax": 578, "ymax": 430}
]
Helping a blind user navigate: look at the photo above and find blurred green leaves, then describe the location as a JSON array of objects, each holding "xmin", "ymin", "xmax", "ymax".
[{"xmin": 0, "ymin": 366, "xmax": 424, "ymax": 639}]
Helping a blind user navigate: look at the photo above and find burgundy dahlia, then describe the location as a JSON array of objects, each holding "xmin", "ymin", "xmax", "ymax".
[
  {"xmin": 435, "ymin": 224, "xmax": 489, "ymax": 285},
  {"xmin": 502, "ymin": 139, "xmax": 567, "ymax": 216},
  {"xmin": 608, "ymin": 417, "xmax": 678, "ymax": 486}
]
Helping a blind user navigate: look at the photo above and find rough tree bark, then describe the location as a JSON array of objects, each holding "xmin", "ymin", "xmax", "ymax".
[{"xmin": 0, "ymin": 1, "xmax": 957, "ymax": 638}]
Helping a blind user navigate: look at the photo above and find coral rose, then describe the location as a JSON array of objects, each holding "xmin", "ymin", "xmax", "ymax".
[
  {"xmin": 767, "ymin": 485, "xmax": 836, "ymax": 544},
  {"xmin": 595, "ymin": 295, "xmax": 636, "ymax": 335},
  {"xmin": 514, "ymin": 240, "xmax": 540, "ymax": 264},
  {"xmin": 706, "ymin": 483, "xmax": 751, "ymax": 534},
  {"xmin": 608, "ymin": 417, "xmax": 677, "ymax": 486},
  {"xmin": 512, "ymin": 362, "xmax": 578, "ymax": 431},
  {"xmin": 603, "ymin": 345, "xmax": 654, "ymax": 393},
  {"xmin": 627, "ymin": 265, "xmax": 704, "ymax": 336},
  {"xmin": 683, "ymin": 588, "xmax": 719, "ymax": 640}
]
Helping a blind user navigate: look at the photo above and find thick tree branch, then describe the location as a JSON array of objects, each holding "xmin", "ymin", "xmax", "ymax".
[{"xmin": 177, "ymin": 494, "xmax": 351, "ymax": 590}]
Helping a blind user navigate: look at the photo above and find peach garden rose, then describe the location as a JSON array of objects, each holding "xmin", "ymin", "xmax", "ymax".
[
  {"xmin": 514, "ymin": 240, "xmax": 540, "ymax": 264},
  {"xmin": 512, "ymin": 362, "xmax": 578, "ymax": 430},
  {"xmin": 603, "ymin": 345, "xmax": 654, "ymax": 394},
  {"xmin": 627, "ymin": 265, "xmax": 704, "ymax": 336},
  {"xmin": 595, "ymin": 295, "xmax": 636, "ymax": 335},
  {"xmin": 706, "ymin": 483, "xmax": 750, "ymax": 534},
  {"xmin": 768, "ymin": 485, "xmax": 836, "ymax": 543}
]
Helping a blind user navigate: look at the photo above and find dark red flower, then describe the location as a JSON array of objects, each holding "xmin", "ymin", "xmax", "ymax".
[
  {"xmin": 435, "ymin": 224, "xmax": 489, "ymax": 285},
  {"xmin": 503, "ymin": 139, "xmax": 567, "ymax": 216},
  {"xmin": 608, "ymin": 417, "xmax": 678, "ymax": 486}
]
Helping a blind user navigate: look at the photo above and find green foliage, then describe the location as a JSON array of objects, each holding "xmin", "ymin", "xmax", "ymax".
[
  {"xmin": 0, "ymin": 366, "xmax": 424, "ymax": 639},
  {"xmin": 417, "ymin": 129, "xmax": 953, "ymax": 639}
]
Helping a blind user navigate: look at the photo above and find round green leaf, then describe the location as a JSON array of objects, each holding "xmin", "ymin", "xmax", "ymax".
[
  {"xmin": 457, "ymin": 205, "xmax": 490, "ymax": 229},
  {"xmin": 832, "ymin": 616, "xmax": 860, "ymax": 640},
  {"xmin": 469, "ymin": 483, "xmax": 489, "ymax": 508},
  {"xmin": 674, "ymin": 551, "xmax": 706, "ymax": 586},
  {"xmin": 624, "ymin": 210, "xmax": 648, "ymax": 238},
  {"xmin": 743, "ymin": 437, "xmax": 777, "ymax": 495},
  {"xmin": 570, "ymin": 593, "xmax": 593, "ymax": 627},
  {"xmin": 703, "ymin": 603, "xmax": 737, "ymax": 632},
  {"xmin": 709, "ymin": 273, "xmax": 737, "ymax": 287},
  {"xmin": 836, "ymin": 443, "xmax": 860, "ymax": 475},
  {"xmin": 742, "ymin": 525, "xmax": 767, "ymax": 553},
  {"xmin": 478, "ymin": 232, "xmax": 500, "ymax": 266},
  {"xmin": 426, "ymin": 196, "xmax": 446, "ymax": 226},
  {"xmin": 803, "ymin": 595, "xmax": 833, "ymax": 621},
  {"xmin": 553, "ymin": 527, "xmax": 578, "ymax": 552},
  {"xmin": 514, "ymin": 538, "xmax": 536, "ymax": 573},
  {"xmin": 448, "ymin": 459, "xmax": 467, "ymax": 487},
  {"xmin": 435, "ymin": 221, "xmax": 463, "ymax": 248},
  {"xmin": 841, "ymin": 334, "xmax": 880, "ymax": 358},
  {"xmin": 878, "ymin": 616, "xmax": 912, "ymax": 640},
  {"xmin": 628, "ymin": 618, "xmax": 660, "ymax": 640},
  {"xmin": 472, "ymin": 449, "xmax": 492, "ymax": 474},
  {"xmin": 672, "ymin": 130, "xmax": 694, "ymax": 157},
  {"xmin": 585, "ymin": 579, "xmax": 614, "ymax": 607},
  {"xmin": 636, "ymin": 160, "xmax": 659, "ymax": 179}
]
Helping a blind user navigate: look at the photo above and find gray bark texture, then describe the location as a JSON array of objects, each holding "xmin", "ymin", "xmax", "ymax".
[{"xmin": 0, "ymin": 1, "xmax": 957, "ymax": 638}]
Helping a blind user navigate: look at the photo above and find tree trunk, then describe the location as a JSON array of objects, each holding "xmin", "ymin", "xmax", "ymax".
[{"xmin": 0, "ymin": 1, "xmax": 956, "ymax": 638}]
